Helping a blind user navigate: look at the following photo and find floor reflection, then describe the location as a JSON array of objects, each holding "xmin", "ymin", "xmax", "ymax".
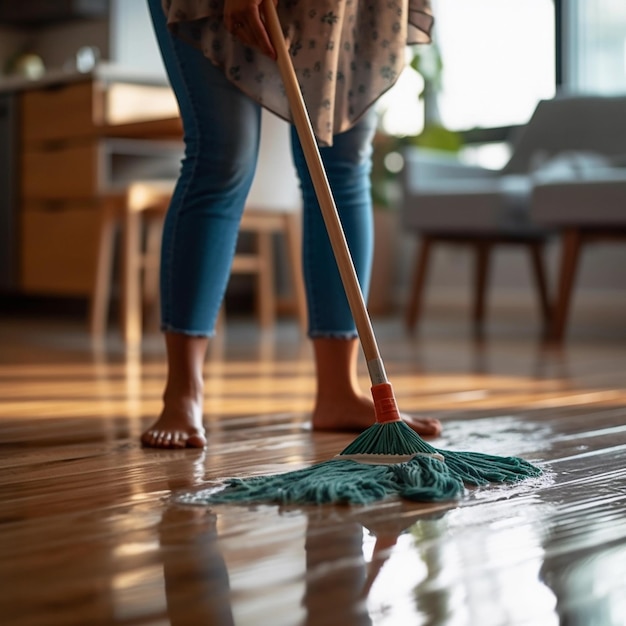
[
  {"xmin": 156, "ymin": 495, "xmax": 459, "ymax": 626},
  {"xmin": 157, "ymin": 479, "xmax": 614, "ymax": 626},
  {"xmin": 540, "ymin": 517, "xmax": 626, "ymax": 626},
  {"xmin": 542, "ymin": 545, "xmax": 626, "ymax": 626},
  {"xmin": 159, "ymin": 506, "xmax": 235, "ymax": 626}
]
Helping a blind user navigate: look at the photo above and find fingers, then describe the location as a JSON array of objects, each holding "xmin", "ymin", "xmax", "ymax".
[{"xmin": 225, "ymin": 1, "xmax": 276, "ymax": 60}]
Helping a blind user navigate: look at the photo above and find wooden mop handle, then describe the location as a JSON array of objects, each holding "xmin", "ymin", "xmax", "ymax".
[{"xmin": 261, "ymin": 0, "xmax": 388, "ymax": 385}]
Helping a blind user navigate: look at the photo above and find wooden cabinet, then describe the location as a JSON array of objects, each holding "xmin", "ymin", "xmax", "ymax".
[
  {"xmin": 21, "ymin": 80, "xmax": 102, "ymax": 145},
  {"xmin": 21, "ymin": 202, "xmax": 101, "ymax": 294},
  {"xmin": 22, "ymin": 143, "xmax": 100, "ymax": 200},
  {"xmin": 17, "ymin": 76, "xmax": 183, "ymax": 296}
]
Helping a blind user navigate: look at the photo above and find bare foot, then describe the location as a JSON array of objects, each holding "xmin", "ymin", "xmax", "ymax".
[
  {"xmin": 311, "ymin": 395, "xmax": 442, "ymax": 438},
  {"xmin": 141, "ymin": 395, "xmax": 207, "ymax": 449}
]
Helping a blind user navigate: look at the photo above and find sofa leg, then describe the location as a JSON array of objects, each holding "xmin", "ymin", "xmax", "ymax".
[
  {"xmin": 472, "ymin": 241, "xmax": 491, "ymax": 337},
  {"xmin": 552, "ymin": 229, "xmax": 582, "ymax": 343},
  {"xmin": 405, "ymin": 235, "xmax": 433, "ymax": 334},
  {"xmin": 528, "ymin": 240, "xmax": 552, "ymax": 335}
]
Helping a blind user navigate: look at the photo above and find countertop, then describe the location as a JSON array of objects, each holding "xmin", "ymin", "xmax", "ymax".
[{"xmin": 0, "ymin": 62, "xmax": 169, "ymax": 94}]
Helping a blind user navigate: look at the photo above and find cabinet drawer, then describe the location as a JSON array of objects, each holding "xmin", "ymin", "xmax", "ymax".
[
  {"xmin": 21, "ymin": 80, "xmax": 101, "ymax": 146},
  {"xmin": 21, "ymin": 202, "xmax": 100, "ymax": 295},
  {"xmin": 22, "ymin": 142, "xmax": 100, "ymax": 200},
  {"xmin": 21, "ymin": 139, "xmax": 184, "ymax": 200}
]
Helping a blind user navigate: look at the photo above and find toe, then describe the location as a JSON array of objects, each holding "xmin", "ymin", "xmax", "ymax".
[
  {"xmin": 141, "ymin": 427, "xmax": 206, "ymax": 449},
  {"xmin": 142, "ymin": 429, "xmax": 172, "ymax": 449},
  {"xmin": 170, "ymin": 432, "xmax": 188, "ymax": 449},
  {"xmin": 140, "ymin": 430, "xmax": 158, "ymax": 447},
  {"xmin": 186, "ymin": 432, "xmax": 207, "ymax": 448}
]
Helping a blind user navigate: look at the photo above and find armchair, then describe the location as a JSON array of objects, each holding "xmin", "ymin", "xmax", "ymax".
[{"xmin": 400, "ymin": 94, "xmax": 626, "ymax": 339}]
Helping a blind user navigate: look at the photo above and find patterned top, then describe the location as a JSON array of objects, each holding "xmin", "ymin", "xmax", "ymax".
[{"xmin": 161, "ymin": 1, "xmax": 433, "ymax": 145}]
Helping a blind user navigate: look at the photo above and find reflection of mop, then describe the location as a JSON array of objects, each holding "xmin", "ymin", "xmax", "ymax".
[{"xmin": 202, "ymin": 1, "xmax": 541, "ymax": 505}]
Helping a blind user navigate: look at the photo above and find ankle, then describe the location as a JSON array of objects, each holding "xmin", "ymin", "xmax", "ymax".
[
  {"xmin": 314, "ymin": 383, "xmax": 368, "ymax": 418},
  {"xmin": 163, "ymin": 378, "xmax": 204, "ymax": 404},
  {"xmin": 312, "ymin": 337, "xmax": 363, "ymax": 404}
]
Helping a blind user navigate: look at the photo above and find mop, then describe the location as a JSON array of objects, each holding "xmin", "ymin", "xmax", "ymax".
[{"xmin": 200, "ymin": 1, "xmax": 542, "ymax": 506}]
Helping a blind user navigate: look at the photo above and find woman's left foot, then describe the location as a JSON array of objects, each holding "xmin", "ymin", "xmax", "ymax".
[{"xmin": 311, "ymin": 395, "xmax": 442, "ymax": 437}]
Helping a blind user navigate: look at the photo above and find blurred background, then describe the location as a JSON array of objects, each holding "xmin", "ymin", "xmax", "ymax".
[{"xmin": 0, "ymin": 0, "xmax": 625, "ymax": 342}]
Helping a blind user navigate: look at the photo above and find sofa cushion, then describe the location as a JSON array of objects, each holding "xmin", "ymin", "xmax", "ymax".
[
  {"xmin": 530, "ymin": 151, "xmax": 614, "ymax": 183},
  {"xmin": 532, "ymin": 170, "xmax": 626, "ymax": 226},
  {"xmin": 402, "ymin": 174, "xmax": 541, "ymax": 234}
]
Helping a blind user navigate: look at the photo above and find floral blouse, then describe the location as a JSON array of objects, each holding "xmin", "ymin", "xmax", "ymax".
[{"xmin": 161, "ymin": 1, "xmax": 433, "ymax": 146}]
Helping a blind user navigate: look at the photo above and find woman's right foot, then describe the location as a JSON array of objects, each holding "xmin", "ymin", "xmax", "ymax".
[{"xmin": 141, "ymin": 395, "xmax": 206, "ymax": 449}]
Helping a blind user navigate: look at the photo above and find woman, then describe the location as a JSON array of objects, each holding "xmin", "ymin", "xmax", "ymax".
[{"xmin": 142, "ymin": 0, "xmax": 441, "ymax": 448}]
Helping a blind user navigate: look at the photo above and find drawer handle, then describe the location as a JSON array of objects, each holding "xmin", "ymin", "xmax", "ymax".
[
  {"xmin": 40, "ymin": 201, "xmax": 68, "ymax": 212},
  {"xmin": 41, "ymin": 83, "xmax": 71, "ymax": 93}
]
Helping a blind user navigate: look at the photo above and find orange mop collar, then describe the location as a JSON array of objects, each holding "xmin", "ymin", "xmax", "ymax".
[{"xmin": 371, "ymin": 383, "xmax": 402, "ymax": 424}]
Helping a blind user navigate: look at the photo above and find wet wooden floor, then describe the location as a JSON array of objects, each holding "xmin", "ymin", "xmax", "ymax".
[{"xmin": 1, "ymin": 311, "xmax": 625, "ymax": 625}]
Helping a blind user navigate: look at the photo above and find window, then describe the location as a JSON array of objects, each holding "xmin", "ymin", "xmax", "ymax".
[
  {"xmin": 377, "ymin": 0, "xmax": 556, "ymax": 137},
  {"xmin": 433, "ymin": 0, "xmax": 556, "ymax": 131},
  {"xmin": 564, "ymin": 0, "xmax": 626, "ymax": 94}
]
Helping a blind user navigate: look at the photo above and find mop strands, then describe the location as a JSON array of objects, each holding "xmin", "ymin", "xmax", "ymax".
[{"xmin": 191, "ymin": 1, "xmax": 543, "ymax": 507}]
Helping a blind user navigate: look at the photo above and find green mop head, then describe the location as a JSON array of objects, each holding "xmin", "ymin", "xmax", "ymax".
[
  {"xmin": 193, "ymin": 383, "xmax": 541, "ymax": 506},
  {"xmin": 206, "ymin": 453, "xmax": 464, "ymax": 505},
  {"xmin": 340, "ymin": 383, "xmax": 543, "ymax": 488}
]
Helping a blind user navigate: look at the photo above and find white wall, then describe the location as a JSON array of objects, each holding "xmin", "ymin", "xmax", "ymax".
[
  {"xmin": 109, "ymin": 0, "xmax": 165, "ymax": 76},
  {"xmin": 247, "ymin": 111, "xmax": 301, "ymax": 210}
]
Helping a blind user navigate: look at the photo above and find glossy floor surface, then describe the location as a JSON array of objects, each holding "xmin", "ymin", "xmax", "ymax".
[{"xmin": 1, "ymin": 309, "xmax": 626, "ymax": 625}]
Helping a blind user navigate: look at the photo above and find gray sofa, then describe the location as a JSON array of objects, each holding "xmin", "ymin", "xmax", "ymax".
[{"xmin": 401, "ymin": 94, "xmax": 626, "ymax": 339}]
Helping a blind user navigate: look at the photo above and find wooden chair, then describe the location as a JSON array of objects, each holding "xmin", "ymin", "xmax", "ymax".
[{"xmin": 90, "ymin": 180, "xmax": 307, "ymax": 347}]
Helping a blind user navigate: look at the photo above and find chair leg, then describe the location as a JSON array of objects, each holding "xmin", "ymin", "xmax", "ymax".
[
  {"xmin": 123, "ymin": 208, "xmax": 143, "ymax": 348},
  {"xmin": 405, "ymin": 235, "xmax": 433, "ymax": 333},
  {"xmin": 284, "ymin": 212, "xmax": 307, "ymax": 333},
  {"xmin": 90, "ymin": 203, "xmax": 118, "ymax": 339},
  {"xmin": 256, "ymin": 231, "xmax": 275, "ymax": 328},
  {"xmin": 551, "ymin": 229, "xmax": 583, "ymax": 343},
  {"xmin": 527, "ymin": 240, "xmax": 552, "ymax": 332},
  {"xmin": 473, "ymin": 241, "xmax": 491, "ymax": 336},
  {"xmin": 143, "ymin": 217, "xmax": 163, "ymax": 333}
]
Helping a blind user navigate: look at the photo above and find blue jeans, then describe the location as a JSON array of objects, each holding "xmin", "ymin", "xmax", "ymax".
[{"xmin": 148, "ymin": 0, "xmax": 376, "ymax": 338}]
